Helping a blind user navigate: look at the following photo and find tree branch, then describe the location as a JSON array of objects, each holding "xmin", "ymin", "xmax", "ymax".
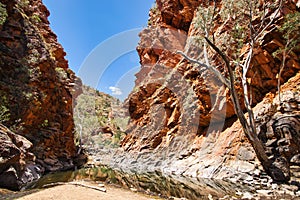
[
  {"xmin": 204, "ymin": 36, "xmax": 271, "ymax": 170},
  {"xmin": 176, "ymin": 50, "xmax": 230, "ymax": 87},
  {"xmin": 254, "ymin": 0, "xmax": 283, "ymax": 41},
  {"xmin": 43, "ymin": 181, "xmax": 107, "ymax": 193}
]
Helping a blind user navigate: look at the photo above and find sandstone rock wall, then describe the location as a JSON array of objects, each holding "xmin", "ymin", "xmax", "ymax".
[
  {"xmin": 0, "ymin": 0, "xmax": 81, "ymax": 189},
  {"xmin": 116, "ymin": 0, "xmax": 300, "ymax": 181},
  {"xmin": 0, "ymin": 124, "xmax": 41, "ymax": 190}
]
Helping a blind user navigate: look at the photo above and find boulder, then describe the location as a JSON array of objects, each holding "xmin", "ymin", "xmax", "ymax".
[{"xmin": 0, "ymin": 124, "xmax": 42, "ymax": 190}]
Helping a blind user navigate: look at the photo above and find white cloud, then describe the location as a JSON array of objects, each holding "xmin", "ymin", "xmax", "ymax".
[{"xmin": 109, "ymin": 86, "xmax": 123, "ymax": 96}]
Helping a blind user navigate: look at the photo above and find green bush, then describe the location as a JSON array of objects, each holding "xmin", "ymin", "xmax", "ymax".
[
  {"xmin": 19, "ymin": 0, "xmax": 30, "ymax": 8},
  {"xmin": 74, "ymin": 85, "xmax": 127, "ymax": 149},
  {"xmin": 0, "ymin": 93, "xmax": 10, "ymax": 123},
  {"xmin": 31, "ymin": 14, "xmax": 42, "ymax": 23},
  {"xmin": 0, "ymin": 2, "xmax": 8, "ymax": 26},
  {"xmin": 0, "ymin": 105, "xmax": 10, "ymax": 123},
  {"xmin": 148, "ymin": 3, "xmax": 160, "ymax": 26},
  {"xmin": 55, "ymin": 67, "xmax": 68, "ymax": 80}
]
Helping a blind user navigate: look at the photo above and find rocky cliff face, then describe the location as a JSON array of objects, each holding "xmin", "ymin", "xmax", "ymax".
[
  {"xmin": 0, "ymin": 0, "xmax": 81, "ymax": 190},
  {"xmin": 115, "ymin": 0, "xmax": 300, "ymax": 182}
]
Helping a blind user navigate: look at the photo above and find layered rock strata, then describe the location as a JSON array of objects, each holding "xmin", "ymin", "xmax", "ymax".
[{"xmin": 115, "ymin": 0, "xmax": 300, "ymax": 182}]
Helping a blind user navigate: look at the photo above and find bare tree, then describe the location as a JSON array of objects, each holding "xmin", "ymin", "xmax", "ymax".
[{"xmin": 178, "ymin": 0, "xmax": 286, "ymax": 181}]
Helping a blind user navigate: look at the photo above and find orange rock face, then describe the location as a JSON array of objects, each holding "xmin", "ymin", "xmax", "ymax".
[
  {"xmin": 116, "ymin": 0, "xmax": 300, "ymax": 180},
  {"xmin": 0, "ymin": 0, "xmax": 81, "ymax": 174}
]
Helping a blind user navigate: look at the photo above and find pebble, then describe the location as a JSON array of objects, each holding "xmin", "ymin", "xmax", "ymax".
[
  {"xmin": 98, "ymin": 183, "xmax": 105, "ymax": 187},
  {"xmin": 283, "ymin": 189, "xmax": 295, "ymax": 196},
  {"xmin": 245, "ymin": 176, "xmax": 254, "ymax": 181},
  {"xmin": 256, "ymin": 189, "xmax": 272, "ymax": 196},
  {"xmin": 276, "ymin": 190, "xmax": 286, "ymax": 195},
  {"xmin": 130, "ymin": 187, "xmax": 138, "ymax": 192},
  {"xmin": 242, "ymin": 192, "xmax": 253, "ymax": 199},
  {"xmin": 281, "ymin": 184, "xmax": 298, "ymax": 191},
  {"xmin": 253, "ymin": 169, "xmax": 261, "ymax": 176},
  {"xmin": 229, "ymin": 177, "xmax": 238, "ymax": 182},
  {"xmin": 271, "ymin": 183, "xmax": 279, "ymax": 190}
]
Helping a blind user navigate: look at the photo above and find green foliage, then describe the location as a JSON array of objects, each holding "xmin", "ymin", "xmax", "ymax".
[
  {"xmin": 0, "ymin": 93, "xmax": 10, "ymax": 123},
  {"xmin": 219, "ymin": 0, "xmax": 249, "ymax": 20},
  {"xmin": 194, "ymin": 1, "xmax": 216, "ymax": 35},
  {"xmin": 28, "ymin": 67, "xmax": 42, "ymax": 79},
  {"xmin": 55, "ymin": 67, "xmax": 68, "ymax": 80},
  {"xmin": 191, "ymin": 1, "xmax": 215, "ymax": 49},
  {"xmin": 133, "ymin": 86, "xmax": 140, "ymax": 93},
  {"xmin": 27, "ymin": 49, "xmax": 40, "ymax": 64},
  {"xmin": 31, "ymin": 14, "xmax": 41, "ymax": 23},
  {"xmin": 273, "ymin": 12, "xmax": 300, "ymax": 58},
  {"xmin": 0, "ymin": 2, "xmax": 7, "ymax": 26},
  {"xmin": 111, "ymin": 117, "xmax": 129, "ymax": 131},
  {"xmin": 148, "ymin": 2, "xmax": 160, "ymax": 26},
  {"xmin": 19, "ymin": 0, "xmax": 30, "ymax": 8},
  {"xmin": 149, "ymin": 3, "xmax": 158, "ymax": 17},
  {"xmin": 218, "ymin": 0, "xmax": 253, "ymax": 59},
  {"xmin": 232, "ymin": 24, "xmax": 246, "ymax": 50},
  {"xmin": 23, "ymin": 91, "xmax": 33, "ymax": 100},
  {"xmin": 280, "ymin": 12, "xmax": 300, "ymax": 38},
  {"xmin": 41, "ymin": 119, "xmax": 49, "ymax": 127},
  {"xmin": 193, "ymin": 0, "xmax": 279, "ymax": 63},
  {"xmin": 192, "ymin": 1, "xmax": 250, "ymax": 60},
  {"xmin": 74, "ymin": 85, "xmax": 127, "ymax": 149},
  {"xmin": 0, "ymin": 105, "xmax": 10, "ymax": 123}
]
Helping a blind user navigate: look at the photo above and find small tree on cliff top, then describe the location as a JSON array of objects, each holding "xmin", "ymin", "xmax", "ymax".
[
  {"xmin": 178, "ymin": 0, "xmax": 290, "ymax": 181},
  {"xmin": 273, "ymin": 12, "xmax": 300, "ymax": 103}
]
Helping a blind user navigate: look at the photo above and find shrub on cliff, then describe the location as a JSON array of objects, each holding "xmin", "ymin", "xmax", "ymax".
[{"xmin": 0, "ymin": 2, "xmax": 7, "ymax": 25}]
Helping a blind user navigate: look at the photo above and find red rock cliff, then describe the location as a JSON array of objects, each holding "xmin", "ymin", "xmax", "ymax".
[
  {"xmin": 115, "ymin": 0, "xmax": 300, "ymax": 181},
  {"xmin": 0, "ymin": 0, "xmax": 81, "ymax": 189}
]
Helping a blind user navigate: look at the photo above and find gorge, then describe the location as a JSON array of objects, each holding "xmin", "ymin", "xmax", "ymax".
[{"xmin": 0, "ymin": 0, "xmax": 300, "ymax": 199}]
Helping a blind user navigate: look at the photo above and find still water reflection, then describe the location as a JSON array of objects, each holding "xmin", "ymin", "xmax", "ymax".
[{"xmin": 29, "ymin": 166, "xmax": 255, "ymax": 199}]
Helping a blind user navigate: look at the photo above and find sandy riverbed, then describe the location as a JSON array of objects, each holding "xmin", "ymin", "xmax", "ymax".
[{"xmin": 0, "ymin": 182, "xmax": 163, "ymax": 200}]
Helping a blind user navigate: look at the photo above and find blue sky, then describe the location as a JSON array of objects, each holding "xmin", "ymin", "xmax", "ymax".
[{"xmin": 43, "ymin": 0, "xmax": 155, "ymax": 100}]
